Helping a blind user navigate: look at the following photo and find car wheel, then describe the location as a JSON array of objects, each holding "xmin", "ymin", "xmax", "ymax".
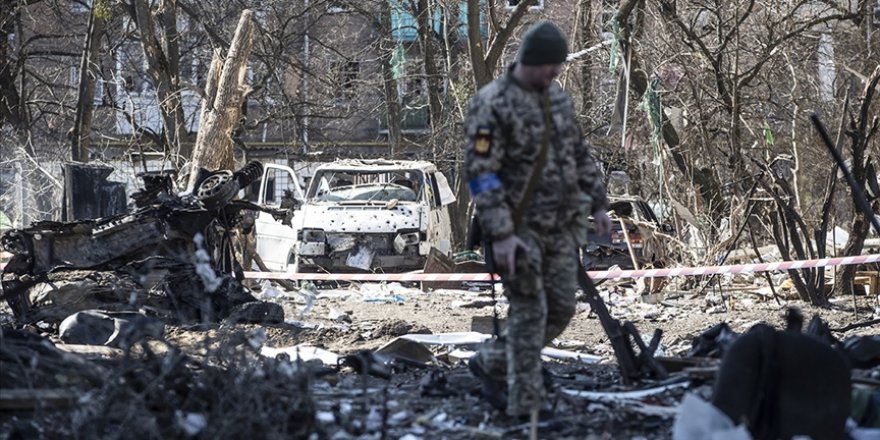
[{"xmin": 197, "ymin": 170, "xmax": 238, "ymax": 210}]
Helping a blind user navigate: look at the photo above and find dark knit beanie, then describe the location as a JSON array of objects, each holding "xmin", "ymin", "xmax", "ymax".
[{"xmin": 517, "ymin": 21, "xmax": 568, "ymax": 65}]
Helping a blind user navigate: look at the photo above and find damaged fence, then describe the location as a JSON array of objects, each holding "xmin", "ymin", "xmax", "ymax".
[{"xmin": 0, "ymin": 153, "xmax": 181, "ymax": 230}]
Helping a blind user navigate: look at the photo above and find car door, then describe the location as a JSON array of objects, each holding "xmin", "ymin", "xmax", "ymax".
[
  {"xmin": 254, "ymin": 164, "xmax": 305, "ymax": 271},
  {"xmin": 423, "ymin": 171, "xmax": 454, "ymax": 255}
]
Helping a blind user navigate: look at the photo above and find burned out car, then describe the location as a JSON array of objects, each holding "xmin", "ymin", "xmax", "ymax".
[
  {"xmin": 582, "ymin": 196, "xmax": 675, "ymax": 271},
  {"xmin": 0, "ymin": 161, "xmax": 282, "ymax": 322},
  {"xmin": 256, "ymin": 159, "xmax": 455, "ymax": 273}
]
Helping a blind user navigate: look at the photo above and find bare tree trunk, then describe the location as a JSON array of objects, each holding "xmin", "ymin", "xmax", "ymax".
[
  {"xmin": 381, "ymin": 61, "xmax": 403, "ymax": 156},
  {"xmin": 466, "ymin": 0, "xmax": 537, "ymax": 89},
  {"xmin": 0, "ymin": 1, "xmax": 24, "ymax": 132},
  {"xmin": 198, "ymin": 49, "xmax": 223, "ymax": 141},
  {"xmin": 816, "ymin": 95, "xmax": 850, "ymax": 260},
  {"xmin": 155, "ymin": 0, "xmax": 185, "ymax": 155},
  {"xmin": 131, "ymin": 0, "xmax": 191, "ymax": 161},
  {"xmin": 71, "ymin": 3, "xmax": 107, "ymax": 162},
  {"xmin": 378, "ymin": 1, "xmax": 403, "ymax": 156},
  {"xmin": 764, "ymin": 178, "xmax": 826, "ymax": 304},
  {"xmin": 188, "ymin": 10, "xmax": 255, "ymax": 189},
  {"xmin": 465, "ymin": 0, "xmax": 491, "ymax": 88},
  {"xmin": 577, "ymin": 0, "xmax": 594, "ymax": 125},
  {"xmin": 415, "ymin": 0, "xmax": 443, "ymax": 153}
]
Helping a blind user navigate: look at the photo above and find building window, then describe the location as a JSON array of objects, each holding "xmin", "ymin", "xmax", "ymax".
[
  {"xmin": 505, "ymin": 0, "xmax": 544, "ymax": 10},
  {"xmin": 874, "ymin": 0, "xmax": 880, "ymax": 24},
  {"xmin": 332, "ymin": 60, "xmax": 359, "ymax": 101},
  {"xmin": 343, "ymin": 61, "xmax": 359, "ymax": 91},
  {"xmin": 391, "ymin": 6, "xmax": 418, "ymax": 41},
  {"xmin": 94, "ymin": 78, "xmax": 104, "ymax": 105},
  {"xmin": 71, "ymin": 0, "xmax": 92, "ymax": 14},
  {"xmin": 69, "ymin": 66, "xmax": 79, "ymax": 87}
]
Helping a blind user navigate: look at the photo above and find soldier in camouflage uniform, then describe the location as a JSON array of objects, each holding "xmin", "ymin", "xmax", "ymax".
[{"xmin": 464, "ymin": 21, "xmax": 611, "ymax": 418}]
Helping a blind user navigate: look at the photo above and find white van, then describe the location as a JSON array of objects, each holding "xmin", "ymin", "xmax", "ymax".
[{"xmin": 254, "ymin": 159, "xmax": 455, "ymax": 273}]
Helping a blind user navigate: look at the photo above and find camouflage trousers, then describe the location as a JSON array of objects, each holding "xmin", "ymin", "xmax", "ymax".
[{"xmin": 474, "ymin": 228, "xmax": 579, "ymax": 417}]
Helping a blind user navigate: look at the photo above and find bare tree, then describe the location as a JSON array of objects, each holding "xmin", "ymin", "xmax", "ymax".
[
  {"xmin": 591, "ymin": 0, "xmax": 874, "ymax": 270},
  {"xmin": 127, "ymin": 0, "xmax": 192, "ymax": 161},
  {"xmin": 3, "ymin": 0, "xmax": 876, "ymax": 272},
  {"xmin": 412, "ymin": 0, "xmax": 443, "ymax": 142},
  {"xmin": 834, "ymin": 65, "xmax": 879, "ymax": 297},
  {"xmin": 575, "ymin": 0, "xmax": 594, "ymax": 127},
  {"xmin": 0, "ymin": 1, "xmax": 30, "ymax": 134},
  {"xmin": 377, "ymin": 0, "xmax": 404, "ymax": 155},
  {"xmin": 70, "ymin": 0, "xmax": 109, "ymax": 162},
  {"xmin": 653, "ymin": 0, "xmax": 860, "ymax": 193},
  {"xmin": 466, "ymin": 0, "xmax": 538, "ymax": 88},
  {"xmin": 188, "ymin": 10, "xmax": 255, "ymax": 188}
]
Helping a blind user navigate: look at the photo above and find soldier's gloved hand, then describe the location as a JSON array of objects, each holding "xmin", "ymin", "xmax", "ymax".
[
  {"xmin": 492, "ymin": 235, "xmax": 530, "ymax": 275},
  {"xmin": 593, "ymin": 209, "xmax": 612, "ymax": 237}
]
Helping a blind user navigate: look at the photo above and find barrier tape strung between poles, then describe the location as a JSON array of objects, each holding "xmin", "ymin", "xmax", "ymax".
[
  {"xmin": 240, "ymin": 254, "xmax": 880, "ymax": 282},
  {"xmin": 1, "ymin": 254, "xmax": 876, "ymax": 281}
]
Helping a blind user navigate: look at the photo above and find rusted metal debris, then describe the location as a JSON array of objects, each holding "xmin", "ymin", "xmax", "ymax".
[{"xmin": 0, "ymin": 161, "xmax": 285, "ymax": 323}]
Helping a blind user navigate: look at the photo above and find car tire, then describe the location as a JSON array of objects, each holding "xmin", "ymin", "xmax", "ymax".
[{"xmin": 197, "ymin": 170, "xmax": 238, "ymax": 210}]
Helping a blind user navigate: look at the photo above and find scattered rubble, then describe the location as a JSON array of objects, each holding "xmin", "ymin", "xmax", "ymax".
[
  {"xmin": 2, "ymin": 162, "xmax": 878, "ymax": 438},
  {"xmin": 1, "ymin": 326, "xmax": 316, "ymax": 439},
  {"xmin": 2, "ymin": 276, "xmax": 878, "ymax": 439}
]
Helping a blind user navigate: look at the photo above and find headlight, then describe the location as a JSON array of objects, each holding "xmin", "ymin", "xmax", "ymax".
[
  {"xmin": 298, "ymin": 228, "xmax": 326, "ymax": 242},
  {"xmin": 393, "ymin": 231, "xmax": 421, "ymax": 253},
  {"xmin": 396, "ymin": 231, "xmax": 420, "ymax": 246}
]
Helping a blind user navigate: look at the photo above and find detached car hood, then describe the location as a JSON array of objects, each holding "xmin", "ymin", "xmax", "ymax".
[{"xmin": 298, "ymin": 203, "xmax": 424, "ymax": 233}]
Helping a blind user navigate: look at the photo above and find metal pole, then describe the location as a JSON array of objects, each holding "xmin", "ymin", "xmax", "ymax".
[{"xmin": 15, "ymin": 161, "xmax": 25, "ymax": 228}]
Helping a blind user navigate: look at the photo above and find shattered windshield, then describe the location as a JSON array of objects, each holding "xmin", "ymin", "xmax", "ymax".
[{"xmin": 308, "ymin": 169, "xmax": 422, "ymax": 203}]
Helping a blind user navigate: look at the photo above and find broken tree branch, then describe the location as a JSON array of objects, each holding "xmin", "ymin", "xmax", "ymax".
[
  {"xmin": 829, "ymin": 318, "xmax": 880, "ymax": 333},
  {"xmin": 188, "ymin": 10, "xmax": 255, "ymax": 190}
]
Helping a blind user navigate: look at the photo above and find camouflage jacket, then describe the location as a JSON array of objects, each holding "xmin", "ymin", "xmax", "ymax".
[{"xmin": 464, "ymin": 64, "xmax": 607, "ymax": 242}]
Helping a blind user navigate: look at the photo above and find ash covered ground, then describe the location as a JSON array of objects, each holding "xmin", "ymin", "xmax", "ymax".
[{"xmin": 2, "ymin": 275, "xmax": 878, "ymax": 439}]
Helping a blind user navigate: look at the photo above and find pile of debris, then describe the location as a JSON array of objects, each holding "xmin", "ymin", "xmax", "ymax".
[
  {"xmin": 1, "ymin": 327, "xmax": 315, "ymax": 439},
  {"xmin": 3, "ymin": 305, "xmax": 877, "ymax": 439}
]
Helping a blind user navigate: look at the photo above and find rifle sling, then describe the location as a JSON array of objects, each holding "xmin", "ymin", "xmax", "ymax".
[{"xmin": 512, "ymin": 90, "xmax": 553, "ymax": 229}]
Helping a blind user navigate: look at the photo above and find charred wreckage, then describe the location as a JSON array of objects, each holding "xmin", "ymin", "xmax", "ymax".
[
  {"xmin": 0, "ymin": 161, "xmax": 284, "ymax": 324},
  {"xmin": 1, "ymin": 156, "xmax": 878, "ymax": 439}
]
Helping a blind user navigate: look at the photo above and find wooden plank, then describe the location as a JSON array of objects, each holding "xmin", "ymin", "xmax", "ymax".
[
  {"xmin": 854, "ymin": 271, "xmax": 879, "ymax": 295},
  {"xmin": 0, "ymin": 389, "xmax": 78, "ymax": 411}
]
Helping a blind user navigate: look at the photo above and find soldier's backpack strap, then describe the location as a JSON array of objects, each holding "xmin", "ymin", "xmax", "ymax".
[{"xmin": 513, "ymin": 90, "xmax": 553, "ymax": 228}]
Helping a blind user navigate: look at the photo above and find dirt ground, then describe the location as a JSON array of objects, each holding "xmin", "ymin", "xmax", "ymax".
[
  {"xmin": 230, "ymin": 276, "xmax": 880, "ymax": 356},
  {"xmin": 2, "ymin": 273, "xmax": 878, "ymax": 439}
]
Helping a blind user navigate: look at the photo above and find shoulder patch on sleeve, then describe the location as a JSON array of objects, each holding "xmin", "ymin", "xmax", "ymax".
[{"xmin": 474, "ymin": 125, "xmax": 493, "ymax": 156}]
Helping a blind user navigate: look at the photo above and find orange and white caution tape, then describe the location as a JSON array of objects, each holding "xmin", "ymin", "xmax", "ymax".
[{"xmin": 241, "ymin": 254, "xmax": 880, "ymax": 282}]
